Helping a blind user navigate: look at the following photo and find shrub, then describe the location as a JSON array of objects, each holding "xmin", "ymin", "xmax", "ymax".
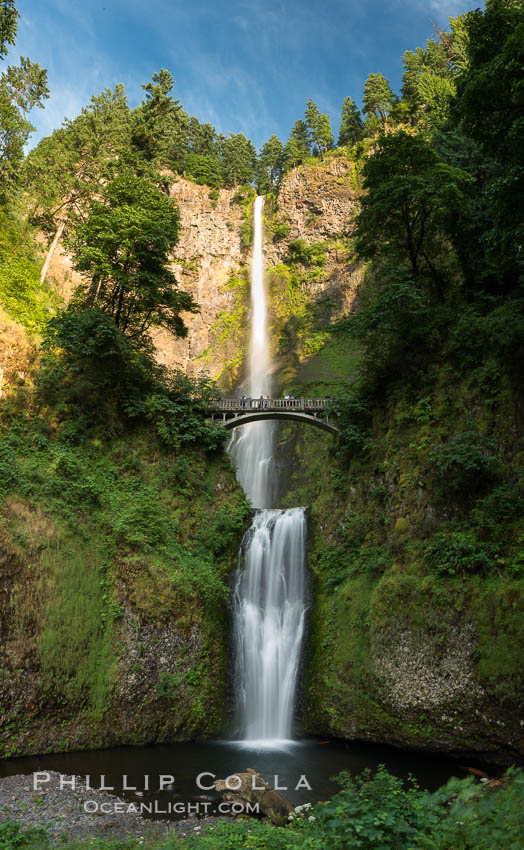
[
  {"xmin": 424, "ymin": 530, "xmax": 492, "ymax": 576},
  {"xmin": 0, "ymin": 822, "xmax": 51, "ymax": 849},
  {"xmin": 271, "ymin": 222, "xmax": 290, "ymax": 242},
  {"xmin": 312, "ymin": 766, "xmax": 441, "ymax": 850},
  {"xmin": 428, "ymin": 430, "xmax": 498, "ymax": 500},
  {"xmin": 156, "ymin": 671, "xmax": 182, "ymax": 698},
  {"xmin": 37, "ymin": 309, "xmax": 225, "ymax": 451},
  {"xmin": 332, "ymin": 391, "xmax": 372, "ymax": 457},
  {"xmin": 288, "ymin": 239, "xmax": 327, "ymax": 267}
]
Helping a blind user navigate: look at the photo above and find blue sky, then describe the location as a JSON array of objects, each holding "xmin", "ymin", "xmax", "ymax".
[{"xmin": 7, "ymin": 0, "xmax": 481, "ymax": 151}]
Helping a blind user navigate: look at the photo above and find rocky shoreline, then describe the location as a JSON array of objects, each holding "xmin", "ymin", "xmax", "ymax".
[{"xmin": 0, "ymin": 771, "xmax": 227, "ymax": 842}]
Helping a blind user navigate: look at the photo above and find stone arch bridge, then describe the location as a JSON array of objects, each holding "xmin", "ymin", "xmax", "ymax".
[{"xmin": 207, "ymin": 398, "xmax": 339, "ymax": 436}]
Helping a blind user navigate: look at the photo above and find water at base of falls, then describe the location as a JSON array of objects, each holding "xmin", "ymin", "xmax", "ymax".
[{"xmin": 233, "ymin": 508, "xmax": 307, "ymax": 744}]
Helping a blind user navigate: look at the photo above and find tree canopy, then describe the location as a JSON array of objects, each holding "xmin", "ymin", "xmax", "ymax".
[
  {"xmin": 70, "ymin": 168, "xmax": 197, "ymax": 342},
  {"xmin": 363, "ymin": 73, "xmax": 394, "ymax": 126},
  {"xmin": 338, "ymin": 96, "xmax": 363, "ymax": 146}
]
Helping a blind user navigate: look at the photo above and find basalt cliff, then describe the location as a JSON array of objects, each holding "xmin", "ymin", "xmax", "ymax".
[{"xmin": 0, "ymin": 154, "xmax": 522, "ymax": 764}]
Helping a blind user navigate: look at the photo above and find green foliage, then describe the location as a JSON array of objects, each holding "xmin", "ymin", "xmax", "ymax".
[
  {"xmin": 362, "ymin": 73, "xmax": 394, "ymax": 126},
  {"xmin": 287, "ymin": 239, "xmax": 328, "ymax": 267},
  {"xmin": 0, "ymin": 1, "xmax": 19, "ymax": 59},
  {"xmin": 453, "ymin": 0, "xmax": 524, "ymax": 281},
  {"xmin": 356, "ymin": 131, "xmax": 470, "ymax": 297},
  {"xmin": 282, "ymin": 120, "xmax": 311, "ymax": 173},
  {"xmin": 332, "ymin": 390, "xmax": 372, "ymax": 457},
  {"xmin": 38, "ymin": 539, "xmax": 114, "ymax": 709},
  {"xmin": 424, "ymin": 530, "xmax": 492, "ymax": 576},
  {"xmin": 0, "ymin": 211, "xmax": 59, "ymax": 331},
  {"xmin": 131, "ymin": 68, "xmax": 184, "ymax": 164},
  {"xmin": 259, "ymin": 133, "xmax": 284, "ymax": 191},
  {"xmin": 304, "ymin": 99, "xmax": 333, "ymax": 160},
  {"xmin": 156, "ymin": 670, "xmax": 182, "ymax": 697},
  {"xmin": 313, "ymin": 766, "xmax": 439, "ymax": 849},
  {"xmin": 0, "ymin": 2, "xmax": 49, "ymax": 200},
  {"xmin": 184, "ymin": 153, "xmax": 223, "ymax": 188},
  {"xmin": 402, "ymin": 37, "xmax": 457, "ymax": 131},
  {"xmin": 69, "ymin": 167, "xmax": 196, "ymax": 341},
  {"xmin": 312, "ymin": 766, "xmax": 524, "ymax": 850},
  {"xmin": 36, "ymin": 308, "xmax": 225, "ymax": 451},
  {"xmin": 0, "ymin": 822, "xmax": 50, "ymax": 849},
  {"xmin": 338, "ymin": 96, "xmax": 363, "ymax": 146},
  {"xmin": 428, "ymin": 430, "xmax": 498, "ymax": 500},
  {"xmin": 220, "ymin": 133, "xmax": 258, "ymax": 186}
]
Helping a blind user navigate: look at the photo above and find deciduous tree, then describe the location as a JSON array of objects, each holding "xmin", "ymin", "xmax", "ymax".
[
  {"xmin": 356, "ymin": 131, "xmax": 470, "ymax": 299},
  {"xmin": 70, "ymin": 168, "xmax": 197, "ymax": 342}
]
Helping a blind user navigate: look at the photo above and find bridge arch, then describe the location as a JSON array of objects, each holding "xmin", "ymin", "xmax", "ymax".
[{"xmin": 213, "ymin": 410, "xmax": 339, "ymax": 436}]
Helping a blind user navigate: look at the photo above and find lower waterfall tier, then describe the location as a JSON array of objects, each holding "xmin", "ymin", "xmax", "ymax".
[{"xmin": 233, "ymin": 508, "xmax": 307, "ymax": 742}]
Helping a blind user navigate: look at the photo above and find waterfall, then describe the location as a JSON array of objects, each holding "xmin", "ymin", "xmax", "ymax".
[
  {"xmin": 229, "ymin": 195, "xmax": 275, "ymax": 508},
  {"xmin": 230, "ymin": 196, "xmax": 308, "ymax": 746}
]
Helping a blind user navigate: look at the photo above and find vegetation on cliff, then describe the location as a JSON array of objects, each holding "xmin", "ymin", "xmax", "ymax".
[
  {"xmin": 0, "ymin": 2, "xmax": 253, "ymax": 757},
  {"xmin": 268, "ymin": 0, "xmax": 524, "ymax": 759}
]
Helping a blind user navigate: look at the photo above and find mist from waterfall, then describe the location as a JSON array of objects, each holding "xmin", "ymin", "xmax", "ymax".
[{"xmin": 230, "ymin": 196, "xmax": 308, "ymax": 747}]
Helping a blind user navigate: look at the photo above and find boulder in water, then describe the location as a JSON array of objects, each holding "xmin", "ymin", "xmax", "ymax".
[{"xmin": 213, "ymin": 768, "xmax": 294, "ymax": 826}]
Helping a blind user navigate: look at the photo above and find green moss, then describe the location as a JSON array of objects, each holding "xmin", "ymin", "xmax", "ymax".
[
  {"xmin": 473, "ymin": 578, "xmax": 524, "ymax": 703},
  {"xmin": 0, "ymin": 415, "xmax": 250, "ymax": 756},
  {"xmin": 286, "ymin": 321, "xmax": 524, "ymax": 754},
  {"xmin": 38, "ymin": 537, "xmax": 116, "ymax": 711},
  {"xmin": 0, "ymin": 212, "xmax": 61, "ymax": 334},
  {"xmin": 196, "ymin": 268, "xmax": 249, "ymax": 388}
]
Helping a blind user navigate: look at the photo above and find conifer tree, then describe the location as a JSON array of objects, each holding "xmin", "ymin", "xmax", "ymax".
[
  {"xmin": 0, "ymin": 1, "xmax": 49, "ymax": 202},
  {"xmin": 363, "ymin": 73, "xmax": 394, "ymax": 127},
  {"xmin": 220, "ymin": 132, "xmax": 258, "ymax": 186},
  {"xmin": 260, "ymin": 133, "xmax": 284, "ymax": 190},
  {"xmin": 0, "ymin": 0, "xmax": 18, "ymax": 59},
  {"xmin": 304, "ymin": 99, "xmax": 333, "ymax": 160},
  {"xmin": 338, "ymin": 96, "xmax": 363, "ymax": 146},
  {"xmin": 131, "ymin": 69, "xmax": 186, "ymax": 164}
]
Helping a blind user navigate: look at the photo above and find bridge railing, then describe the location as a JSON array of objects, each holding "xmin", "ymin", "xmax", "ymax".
[{"xmin": 210, "ymin": 397, "xmax": 333, "ymax": 412}]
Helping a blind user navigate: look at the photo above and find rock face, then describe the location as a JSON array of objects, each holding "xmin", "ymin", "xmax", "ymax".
[
  {"xmin": 0, "ymin": 443, "xmax": 248, "ymax": 758},
  {"xmin": 42, "ymin": 177, "xmax": 250, "ymax": 386},
  {"xmin": 268, "ymin": 155, "xmax": 358, "ymax": 250},
  {"xmin": 305, "ymin": 570, "xmax": 524, "ymax": 763},
  {"xmin": 0, "ymin": 313, "xmax": 36, "ymax": 398},
  {"xmin": 213, "ymin": 769, "xmax": 294, "ymax": 826},
  {"xmin": 42, "ymin": 161, "xmax": 362, "ymax": 389},
  {"xmin": 152, "ymin": 180, "xmax": 249, "ymax": 381}
]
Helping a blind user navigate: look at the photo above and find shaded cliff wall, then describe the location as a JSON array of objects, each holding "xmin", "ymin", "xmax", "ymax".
[{"xmin": 0, "ymin": 429, "xmax": 250, "ymax": 758}]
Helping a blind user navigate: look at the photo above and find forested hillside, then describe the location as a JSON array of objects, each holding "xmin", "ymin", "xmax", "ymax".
[
  {"xmin": 0, "ymin": 0, "xmax": 523, "ymax": 845},
  {"xmin": 267, "ymin": 0, "xmax": 524, "ymax": 761}
]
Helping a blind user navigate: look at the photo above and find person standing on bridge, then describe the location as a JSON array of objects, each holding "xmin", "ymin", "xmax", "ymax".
[
  {"xmin": 241, "ymin": 395, "xmax": 246, "ymax": 410},
  {"xmin": 259, "ymin": 395, "xmax": 264, "ymax": 409}
]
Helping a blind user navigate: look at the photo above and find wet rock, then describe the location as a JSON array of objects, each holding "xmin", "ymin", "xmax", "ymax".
[{"xmin": 214, "ymin": 769, "xmax": 294, "ymax": 826}]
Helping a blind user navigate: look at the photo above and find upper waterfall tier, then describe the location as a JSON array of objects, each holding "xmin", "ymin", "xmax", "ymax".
[{"xmin": 229, "ymin": 195, "xmax": 275, "ymax": 508}]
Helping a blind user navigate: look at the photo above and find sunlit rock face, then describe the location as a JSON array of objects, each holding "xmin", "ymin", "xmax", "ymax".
[{"xmin": 152, "ymin": 179, "xmax": 249, "ymax": 383}]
